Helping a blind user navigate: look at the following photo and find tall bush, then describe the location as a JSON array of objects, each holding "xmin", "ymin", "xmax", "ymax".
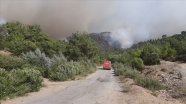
[
  {"xmin": 0, "ymin": 68, "xmax": 43, "ymax": 99},
  {"xmin": 49, "ymin": 61, "xmax": 96, "ymax": 81},
  {"xmin": 0, "ymin": 54, "xmax": 26, "ymax": 71},
  {"xmin": 141, "ymin": 45, "xmax": 160, "ymax": 65},
  {"xmin": 22, "ymin": 48, "xmax": 51, "ymax": 68},
  {"xmin": 64, "ymin": 32, "xmax": 101, "ymax": 62},
  {"xmin": 131, "ymin": 58, "xmax": 144, "ymax": 71},
  {"xmin": 22, "ymin": 49, "xmax": 67, "ymax": 77}
]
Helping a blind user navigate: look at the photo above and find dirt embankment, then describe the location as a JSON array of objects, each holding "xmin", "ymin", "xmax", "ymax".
[
  {"xmin": 118, "ymin": 78, "xmax": 182, "ymax": 104},
  {"xmin": 117, "ymin": 61, "xmax": 186, "ymax": 104},
  {"xmin": 141, "ymin": 61, "xmax": 186, "ymax": 103}
]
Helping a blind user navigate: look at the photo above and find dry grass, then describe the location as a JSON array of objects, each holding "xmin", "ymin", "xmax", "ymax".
[
  {"xmin": 151, "ymin": 91, "xmax": 158, "ymax": 97},
  {"xmin": 122, "ymin": 84, "xmax": 131, "ymax": 93}
]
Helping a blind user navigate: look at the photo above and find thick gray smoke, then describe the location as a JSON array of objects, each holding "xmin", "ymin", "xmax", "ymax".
[{"xmin": 1, "ymin": 0, "xmax": 186, "ymax": 48}]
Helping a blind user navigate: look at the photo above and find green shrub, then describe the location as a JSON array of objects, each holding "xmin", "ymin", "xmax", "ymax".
[
  {"xmin": 140, "ymin": 45, "xmax": 161, "ymax": 65},
  {"xmin": 180, "ymin": 87, "xmax": 186, "ymax": 96},
  {"xmin": 115, "ymin": 68, "xmax": 126, "ymax": 76},
  {"xmin": 21, "ymin": 64, "xmax": 46, "ymax": 77},
  {"xmin": 113, "ymin": 62, "xmax": 133, "ymax": 76},
  {"xmin": 0, "ymin": 21, "xmax": 64, "ymax": 56},
  {"xmin": 79, "ymin": 60, "xmax": 97, "ymax": 74},
  {"xmin": 135, "ymin": 76, "xmax": 163, "ymax": 91},
  {"xmin": 48, "ymin": 61, "xmax": 96, "ymax": 81},
  {"xmin": 113, "ymin": 62, "xmax": 163, "ymax": 91},
  {"xmin": 131, "ymin": 58, "xmax": 144, "ymax": 71},
  {"xmin": 64, "ymin": 32, "xmax": 101, "ymax": 62},
  {"xmin": 0, "ymin": 54, "xmax": 26, "ymax": 71},
  {"xmin": 49, "ymin": 62, "xmax": 78, "ymax": 81},
  {"xmin": 124, "ymin": 69, "xmax": 140, "ymax": 79},
  {"xmin": 122, "ymin": 84, "xmax": 131, "ymax": 93},
  {"xmin": 22, "ymin": 49, "xmax": 67, "ymax": 77},
  {"xmin": 0, "ymin": 68, "xmax": 43, "ymax": 99},
  {"xmin": 113, "ymin": 62, "xmax": 125, "ymax": 76},
  {"xmin": 21, "ymin": 49, "xmax": 51, "ymax": 69}
]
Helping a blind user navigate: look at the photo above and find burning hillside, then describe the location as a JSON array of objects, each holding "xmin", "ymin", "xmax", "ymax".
[{"xmin": 89, "ymin": 32, "xmax": 121, "ymax": 49}]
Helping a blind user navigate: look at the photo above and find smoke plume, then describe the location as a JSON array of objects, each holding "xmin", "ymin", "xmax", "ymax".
[{"xmin": 1, "ymin": 0, "xmax": 186, "ymax": 48}]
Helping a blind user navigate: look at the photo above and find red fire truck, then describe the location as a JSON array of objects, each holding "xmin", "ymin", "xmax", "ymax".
[{"xmin": 102, "ymin": 60, "xmax": 111, "ymax": 70}]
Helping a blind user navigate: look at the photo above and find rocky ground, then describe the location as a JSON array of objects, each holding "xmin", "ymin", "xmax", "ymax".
[
  {"xmin": 118, "ymin": 78, "xmax": 182, "ymax": 104},
  {"xmin": 142, "ymin": 61, "xmax": 186, "ymax": 103}
]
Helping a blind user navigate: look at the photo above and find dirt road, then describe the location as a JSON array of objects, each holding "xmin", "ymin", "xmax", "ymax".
[{"xmin": 8, "ymin": 69, "xmax": 123, "ymax": 104}]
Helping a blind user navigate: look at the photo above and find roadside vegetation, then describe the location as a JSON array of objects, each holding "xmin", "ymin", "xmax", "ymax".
[
  {"xmin": 111, "ymin": 31, "xmax": 186, "ymax": 101},
  {"xmin": 0, "ymin": 21, "xmax": 100, "ymax": 100},
  {"xmin": 0, "ymin": 21, "xmax": 186, "ymax": 100},
  {"xmin": 109, "ymin": 31, "xmax": 186, "ymax": 90},
  {"xmin": 113, "ymin": 62, "xmax": 163, "ymax": 91},
  {"xmin": 0, "ymin": 68, "xmax": 43, "ymax": 99}
]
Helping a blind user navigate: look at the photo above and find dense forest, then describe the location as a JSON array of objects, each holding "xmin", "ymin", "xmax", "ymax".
[{"xmin": 0, "ymin": 21, "xmax": 186, "ymax": 99}]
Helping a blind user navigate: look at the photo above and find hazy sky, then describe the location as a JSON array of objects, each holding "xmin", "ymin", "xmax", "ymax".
[{"xmin": 1, "ymin": 0, "xmax": 186, "ymax": 47}]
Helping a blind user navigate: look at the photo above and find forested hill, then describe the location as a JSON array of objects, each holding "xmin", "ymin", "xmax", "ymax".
[
  {"xmin": 0, "ymin": 21, "xmax": 101, "ymax": 61},
  {"xmin": 0, "ymin": 21, "xmax": 64, "ymax": 57},
  {"xmin": 112, "ymin": 31, "xmax": 186, "ymax": 70},
  {"xmin": 89, "ymin": 32, "xmax": 121, "ymax": 50},
  {"xmin": 132, "ymin": 31, "xmax": 186, "ymax": 62}
]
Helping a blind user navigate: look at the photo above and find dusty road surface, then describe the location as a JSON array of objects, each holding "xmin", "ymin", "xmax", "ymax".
[{"xmin": 6, "ymin": 69, "xmax": 123, "ymax": 104}]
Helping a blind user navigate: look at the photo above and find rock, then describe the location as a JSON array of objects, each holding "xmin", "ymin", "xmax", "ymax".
[{"xmin": 159, "ymin": 90, "xmax": 167, "ymax": 94}]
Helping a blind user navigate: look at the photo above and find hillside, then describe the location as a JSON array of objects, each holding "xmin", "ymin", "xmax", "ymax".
[
  {"xmin": 112, "ymin": 31, "xmax": 186, "ymax": 103},
  {"xmin": 111, "ymin": 31, "xmax": 186, "ymax": 70},
  {"xmin": 89, "ymin": 32, "xmax": 121, "ymax": 50},
  {"xmin": 1, "ymin": 21, "xmax": 186, "ymax": 103},
  {"xmin": 0, "ymin": 22, "xmax": 100, "ymax": 100}
]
